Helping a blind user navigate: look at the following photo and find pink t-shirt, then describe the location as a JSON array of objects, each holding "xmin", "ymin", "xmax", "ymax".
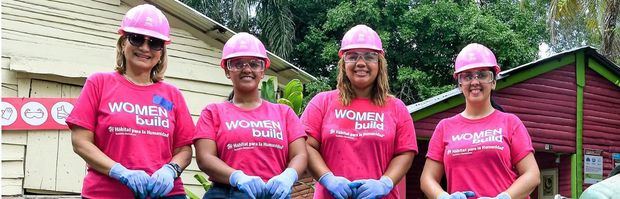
[
  {"xmin": 66, "ymin": 72, "xmax": 195, "ymax": 199},
  {"xmin": 426, "ymin": 110, "xmax": 534, "ymax": 198},
  {"xmin": 301, "ymin": 90, "xmax": 418, "ymax": 199},
  {"xmin": 193, "ymin": 100, "xmax": 306, "ymax": 181}
]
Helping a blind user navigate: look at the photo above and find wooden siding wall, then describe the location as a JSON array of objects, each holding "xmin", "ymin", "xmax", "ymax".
[
  {"xmin": 2, "ymin": 58, "xmax": 27, "ymax": 195},
  {"xmin": 412, "ymin": 63, "xmax": 620, "ymax": 196},
  {"xmin": 532, "ymin": 153, "xmax": 572, "ymax": 198},
  {"xmin": 415, "ymin": 65, "xmax": 578, "ymax": 154},
  {"xmin": 411, "ymin": 64, "xmax": 580, "ymax": 197},
  {"xmin": 558, "ymin": 155, "xmax": 572, "ymax": 197},
  {"xmin": 1, "ymin": 0, "xmax": 237, "ymax": 196},
  {"xmin": 495, "ymin": 65, "xmax": 577, "ymax": 153},
  {"xmin": 582, "ymin": 68, "xmax": 620, "ymax": 183},
  {"xmin": 533, "ymin": 152, "xmax": 556, "ymax": 199},
  {"xmin": 414, "ymin": 107, "xmax": 462, "ymax": 138},
  {"xmin": 406, "ymin": 140, "xmax": 429, "ymax": 199},
  {"xmin": 23, "ymin": 80, "xmax": 85, "ymax": 194}
]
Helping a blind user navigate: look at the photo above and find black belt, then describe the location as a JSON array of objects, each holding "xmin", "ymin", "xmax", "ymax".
[{"xmin": 212, "ymin": 182, "xmax": 238, "ymax": 190}]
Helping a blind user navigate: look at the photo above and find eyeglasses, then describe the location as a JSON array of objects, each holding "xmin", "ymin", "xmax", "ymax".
[
  {"xmin": 457, "ymin": 70, "xmax": 495, "ymax": 84},
  {"xmin": 126, "ymin": 33, "xmax": 165, "ymax": 51},
  {"xmin": 227, "ymin": 58, "xmax": 265, "ymax": 71},
  {"xmin": 344, "ymin": 51, "xmax": 380, "ymax": 63}
]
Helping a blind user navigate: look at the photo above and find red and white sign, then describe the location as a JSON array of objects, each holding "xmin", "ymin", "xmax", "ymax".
[{"xmin": 1, "ymin": 98, "xmax": 76, "ymax": 130}]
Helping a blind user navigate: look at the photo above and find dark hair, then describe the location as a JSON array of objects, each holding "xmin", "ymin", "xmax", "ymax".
[
  {"xmin": 491, "ymin": 92, "xmax": 504, "ymax": 112},
  {"xmin": 227, "ymin": 91, "xmax": 234, "ymax": 101},
  {"xmin": 490, "ymin": 71, "xmax": 504, "ymax": 112}
]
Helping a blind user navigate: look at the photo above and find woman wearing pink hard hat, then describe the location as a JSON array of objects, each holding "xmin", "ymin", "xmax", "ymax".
[
  {"xmin": 421, "ymin": 43, "xmax": 540, "ymax": 199},
  {"xmin": 301, "ymin": 24, "xmax": 418, "ymax": 199},
  {"xmin": 193, "ymin": 32, "xmax": 307, "ymax": 199},
  {"xmin": 67, "ymin": 4, "xmax": 195, "ymax": 199}
]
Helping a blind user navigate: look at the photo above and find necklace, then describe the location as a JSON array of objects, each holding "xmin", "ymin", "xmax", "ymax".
[
  {"xmin": 123, "ymin": 74, "xmax": 153, "ymax": 86},
  {"xmin": 230, "ymin": 98, "xmax": 262, "ymax": 109}
]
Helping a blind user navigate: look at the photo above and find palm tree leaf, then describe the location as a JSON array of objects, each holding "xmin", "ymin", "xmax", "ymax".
[
  {"xmin": 232, "ymin": 0, "xmax": 252, "ymax": 31},
  {"xmin": 257, "ymin": 0, "xmax": 295, "ymax": 59}
]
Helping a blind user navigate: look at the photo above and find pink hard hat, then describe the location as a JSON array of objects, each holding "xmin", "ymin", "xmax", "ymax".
[
  {"xmin": 454, "ymin": 43, "xmax": 501, "ymax": 78},
  {"xmin": 220, "ymin": 32, "xmax": 271, "ymax": 69},
  {"xmin": 118, "ymin": 4, "xmax": 171, "ymax": 43},
  {"xmin": 338, "ymin": 25, "xmax": 384, "ymax": 57}
]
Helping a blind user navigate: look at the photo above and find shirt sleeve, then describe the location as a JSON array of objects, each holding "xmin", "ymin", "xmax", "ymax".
[
  {"xmin": 393, "ymin": 99, "xmax": 418, "ymax": 154},
  {"xmin": 300, "ymin": 93, "xmax": 325, "ymax": 141},
  {"xmin": 66, "ymin": 74, "xmax": 101, "ymax": 132},
  {"xmin": 426, "ymin": 119, "xmax": 446, "ymax": 163},
  {"xmin": 193, "ymin": 104, "xmax": 218, "ymax": 141},
  {"xmin": 508, "ymin": 115, "xmax": 534, "ymax": 165},
  {"xmin": 285, "ymin": 106, "xmax": 307, "ymax": 143},
  {"xmin": 172, "ymin": 89, "xmax": 196, "ymax": 148}
]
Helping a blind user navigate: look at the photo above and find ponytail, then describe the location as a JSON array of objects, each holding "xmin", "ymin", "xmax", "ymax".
[
  {"xmin": 490, "ymin": 71, "xmax": 504, "ymax": 112},
  {"xmin": 490, "ymin": 92, "xmax": 504, "ymax": 112},
  {"xmin": 227, "ymin": 91, "xmax": 234, "ymax": 102}
]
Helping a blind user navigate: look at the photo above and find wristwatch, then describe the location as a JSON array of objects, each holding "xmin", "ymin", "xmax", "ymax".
[{"xmin": 167, "ymin": 163, "xmax": 182, "ymax": 178}]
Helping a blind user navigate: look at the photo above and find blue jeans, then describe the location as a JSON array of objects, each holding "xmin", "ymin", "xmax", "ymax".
[
  {"xmin": 203, "ymin": 182, "xmax": 253, "ymax": 199},
  {"xmin": 202, "ymin": 183, "xmax": 291, "ymax": 199}
]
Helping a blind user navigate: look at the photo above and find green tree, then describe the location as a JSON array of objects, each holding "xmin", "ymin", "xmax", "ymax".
[
  {"xmin": 291, "ymin": 0, "xmax": 547, "ymax": 104},
  {"xmin": 181, "ymin": 0, "xmax": 295, "ymax": 59},
  {"xmin": 183, "ymin": 0, "xmax": 550, "ymax": 105},
  {"xmin": 548, "ymin": 0, "xmax": 620, "ymax": 63}
]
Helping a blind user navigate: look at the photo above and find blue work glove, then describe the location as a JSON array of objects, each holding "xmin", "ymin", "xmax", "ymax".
[
  {"xmin": 265, "ymin": 168, "xmax": 298, "ymax": 199},
  {"xmin": 438, "ymin": 191, "xmax": 476, "ymax": 199},
  {"xmin": 147, "ymin": 164, "xmax": 176, "ymax": 198},
  {"xmin": 479, "ymin": 192, "xmax": 511, "ymax": 199},
  {"xmin": 318, "ymin": 172, "xmax": 353, "ymax": 199},
  {"xmin": 230, "ymin": 170, "xmax": 266, "ymax": 199},
  {"xmin": 108, "ymin": 163, "xmax": 150, "ymax": 199},
  {"xmin": 348, "ymin": 176, "xmax": 393, "ymax": 199}
]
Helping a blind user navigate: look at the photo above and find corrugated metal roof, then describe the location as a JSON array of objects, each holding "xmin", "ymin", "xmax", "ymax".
[{"xmin": 407, "ymin": 46, "xmax": 620, "ymax": 113}]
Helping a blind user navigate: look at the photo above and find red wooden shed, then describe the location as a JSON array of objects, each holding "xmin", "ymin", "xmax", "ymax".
[{"xmin": 406, "ymin": 47, "xmax": 620, "ymax": 199}]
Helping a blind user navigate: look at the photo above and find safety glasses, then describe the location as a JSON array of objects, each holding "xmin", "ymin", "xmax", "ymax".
[
  {"xmin": 126, "ymin": 33, "xmax": 165, "ymax": 51},
  {"xmin": 343, "ymin": 51, "xmax": 380, "ymax": 63},
  {"xmin": 226, "ymin": 58, "xmax": 265, "ymax": 72},
  {"xmin": 457, "ymin": 70, "xmax": 495, "ymax": 84}
]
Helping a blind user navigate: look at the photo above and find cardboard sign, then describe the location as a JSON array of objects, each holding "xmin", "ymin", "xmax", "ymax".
[{"xmin": 1, "ymin": 98, "xmax": 76, "ymax": 130}]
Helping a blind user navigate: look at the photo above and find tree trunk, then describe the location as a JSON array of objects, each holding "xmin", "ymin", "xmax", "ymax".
[{"xmin": 600, "ymin": 0, "xmax": 619, "ymax": 58}]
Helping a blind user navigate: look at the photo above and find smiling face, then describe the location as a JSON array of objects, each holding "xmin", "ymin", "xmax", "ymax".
[
  {"xmin": 457, "ymin": 67, "xmax": 496, "ymax": 104},
  {"xmin": 225, "ymin": 56, "xmax": 265, "ymax": 92},
  {"xmin": 122, "ymin": 34, "xmax": 162, "ymax": 73},
  {"xmin": 343, "ymin": 49, "xmax": 380, "ymax": 91}
]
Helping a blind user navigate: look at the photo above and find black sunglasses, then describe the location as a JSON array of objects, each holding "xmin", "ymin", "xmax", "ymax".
[{"xmin": 126, "ymin": 33, "xmax": 165, "ymax": 51}]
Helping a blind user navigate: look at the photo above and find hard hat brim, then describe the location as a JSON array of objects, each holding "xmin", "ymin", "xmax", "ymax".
[
  {"xmin": 119, "ymin": 28, "xmax": 171, "ymax": 44},
  {"xmin": 453, "ymin": 64, "xmax": 501, "ymax": 78},
  {"xmin": 338, "ymin": 46, "xmax": 385, "ymax": 57}
]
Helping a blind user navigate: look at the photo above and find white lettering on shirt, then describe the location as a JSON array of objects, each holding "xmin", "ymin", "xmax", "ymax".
[
  {"xmin": 451, "ymin": 128, "xmax": 503, "ymax": 144},
  {"xmin": 225, "ymin": 120, "xmax": 282, "ymax": 131},
  {"xmin": 225, "ymin": 120, "xmax": 283, "ymax": 140},
  {"xmin": 334, "ymin": 109, "xmax": 385, "ymax": 130},
  {"xmin": 108, "ymin": 102, "xmax": 170, "ymax": 128}
]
